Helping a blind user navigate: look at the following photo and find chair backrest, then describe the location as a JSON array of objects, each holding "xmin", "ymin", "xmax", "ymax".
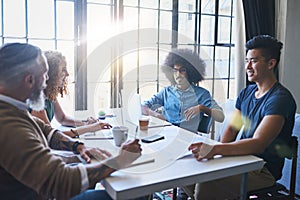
[
  {"xmin": 277, "ymin": 113, "xmax": 300, "ymax": 196},
  {"xmin": 197, "ymin": 114, "xmax": 212, "ymax": 134},
  {"xmin": 289, "ymin": 136, "xmax": 298, "ymax": 198},
  {"xmin": 214, "ymin": 99, "xmax": 236, "ymax": 141}
]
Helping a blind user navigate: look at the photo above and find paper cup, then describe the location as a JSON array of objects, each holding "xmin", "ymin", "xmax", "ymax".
[{"xmin": 139, "ymin": 116, "xmax": 150, "ymax": 130}]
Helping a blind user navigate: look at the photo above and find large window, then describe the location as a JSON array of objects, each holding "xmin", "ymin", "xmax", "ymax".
[
  {"xmin": 1, "ymin": 0, "xmax": 75, "ymax": 77},
  {"xmin": 0, "ymin": 0, "xmax": 236, "ymax": 115},
  {"xmin": 86, "ymin": 0, "xmax": 236, "ymax": 116}
]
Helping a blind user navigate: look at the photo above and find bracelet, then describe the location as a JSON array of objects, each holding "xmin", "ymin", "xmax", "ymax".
[
  {"xmin": 72, "ymin": 141, "xmax": 84, "ymax": 154},
  {"xmin": 70, "ymin": 129, "xmax": 79, "ymax": 138}
]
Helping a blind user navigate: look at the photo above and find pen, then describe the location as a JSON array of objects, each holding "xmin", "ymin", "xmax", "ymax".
[
  {"xmin": 125, "ymin": 158, "xmax": 155, "ymax": 168},
  {"xmin": 134, "ymin": 126, "xmax": 138, "ymax": 139},
  {"xmin": 83, "ymin": 137, "xmax": 114, "ymax": 140},
  {"xmin": 148, "ymin": 124, "xmax": 172, "ymax": 129}
]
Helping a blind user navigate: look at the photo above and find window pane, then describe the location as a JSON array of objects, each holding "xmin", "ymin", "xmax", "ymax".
[
  {"xmin": 88, "ymin": 0, "xmax": 112, "ymax": 3},
  {"xmin": 94, "ymin": 82, "xmax": 111, "ymax": 110},
  {"xmin": 158, "ymin": 45, "xmax": 172, "ymax": 83},
  {"xmin": 123, "ymin": 51, "xmax": 138, "ymax": 81},
  {"xmin": 139, "ymin": 50, "xmax": 158, "ymax": 81},
  {"xmin": 87, "ymin": 4, "xmax": 114, "ymax": 54},
  {"xmin": 200, "ymin": 15, "xmax": 215, "ymax": 45},
  {"xmin": 159, "ymin": 11, "xmax": 172, "ymax": 44},
  {"xmin": 4, "ymin": 38, "xmax": 26, "ymax": 43},
  {"xmin": 213, "ymin": 79, "xmax": 229, "ymax": 102},
  {"xmin": 57, "ymin": 41, "xmax": 75, "ymax": 79},
  {"xmin": 160, "ymin": 11, "xmax": 172, "ymax": 31},
  {"xmin": 28, "ymin": 39, "xmax": 55, "ymax": 50},
  {"xmin": 28, "ymin": 0, "xmax": 54, "ymax": 38},
  {"xmin": 215, "ymin": 46, "xmax": 230, "ymax": 79},
  {"xmin": 3, "ymin": 0, "xmax": 26, "ymax": 37},
  {"xmin": 230, "ymin": 47, "xmax": 235, "ymax": 78},
  {"xmin": 201, "ymin": 0, "xmax": 215, "ymax": 14},
  {"xmin": 178, "ymin": 12, "xmax": 195, "ymax": 43},
  {"xmin": 217, "ymin": 16, "xmax": 231, "ymax": 44},
  {"xmin": 140, "ymin": 8, "xmax": 158, "ymax": 29},
  {"xmin": 229, "ymin": 79, "xmax": 236, "ymax": 99},
  {"xmin": 139, "ymin": 81, "xmax": 162, "ymax": 101},
  {"xmin": 199, "ymin": 79, "xmax": 213, "ymax": 93},
  {"xmin": 123, "ymin": 0, "xmax": 138, "ymax": 7},
  {"xmin": 160, "ymin": 0, "xmax": 172, "ymax": 10},
  {"xmin": 140, "ymin": 1, "xmax": 158, "ymax": 9},
  {"xmin": 219, "ymin": 0, "xmax": 232, "ymax": 16},
  {"xmin": 57, "ymin": 1, "xmax": 74, "ymax": 39},
  {"xmin": 178, "ymin": 1, "xmax": 196, "ymax": 12},
  {"xmin": 200, "ymin": 46, "xmax": 214, "ymax": 78},
  {"xmin": 124, "ymin": 7, "xmax": 139, "ymax": 30}
]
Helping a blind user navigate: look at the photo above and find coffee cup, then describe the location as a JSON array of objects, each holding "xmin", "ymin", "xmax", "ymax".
[
  {"xmin": 139, "ymin": 116, "xmax": 150, "ymax": 130},
  {"xmin": 111, "ymin": 126, "xmax": 128, "ymax": 147}
]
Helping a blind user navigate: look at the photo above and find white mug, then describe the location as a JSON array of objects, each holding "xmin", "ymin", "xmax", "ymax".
[{"xmin": 111, "ymin": 126, "xmax": 128, "ymax": 147}]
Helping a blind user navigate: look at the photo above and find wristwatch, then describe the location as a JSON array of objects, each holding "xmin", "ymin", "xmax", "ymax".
[{"xmin": 72, "ymin": 141, "xmax": 84, "ymax": 154}]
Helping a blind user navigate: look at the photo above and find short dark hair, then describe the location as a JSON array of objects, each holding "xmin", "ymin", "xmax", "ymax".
[
  {"xmin": 245, "ymin": 35, "xmax": 283, "ymax": 69},
  {"xmin": 0, "ymin": 43, "xmax": 42, "ymax": 86},
  {"xmin": 163, "ymin": 48, "xmax": 205, "ymax": 85}
]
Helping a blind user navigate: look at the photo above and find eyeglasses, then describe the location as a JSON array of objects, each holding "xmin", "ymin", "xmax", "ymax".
[{"xmin": 172, "ymin": 67, "xmax": 187, "ymax": 74}]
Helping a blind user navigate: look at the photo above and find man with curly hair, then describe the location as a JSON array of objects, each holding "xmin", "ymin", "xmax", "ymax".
[
  {"xmin": 31, "ymin": 51, "xmax": 111, "ymax": 138},
  {"xmin": 142, "ymin": 48, "xmax": 224, "ymax": 133}
]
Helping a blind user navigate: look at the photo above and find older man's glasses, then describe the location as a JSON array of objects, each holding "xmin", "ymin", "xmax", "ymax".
[{"xmin": 172, "ymin": 67, "xmax": 187, "ymax": 74}]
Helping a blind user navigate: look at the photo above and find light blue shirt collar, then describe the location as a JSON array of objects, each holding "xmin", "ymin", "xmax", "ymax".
[
  {"xmin": 0, "ymin": 94, "xmax": 29, "ymax": 111},
  {"xmin": 173, "ymin": 84, "xmax": 194, "ymax": 93}
]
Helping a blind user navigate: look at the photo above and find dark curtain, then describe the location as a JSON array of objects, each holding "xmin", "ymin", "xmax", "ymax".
[{"xmin": 242, "ymin": 0, "xmax": 277, "ymax": 84}]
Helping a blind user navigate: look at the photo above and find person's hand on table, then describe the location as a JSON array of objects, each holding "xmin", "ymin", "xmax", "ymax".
[
  {"xmin": 99, "ymin": 122, "xmax": 112, "ymax": 129},
  {"xmin": 188, "ymin": 142, "xmax": 215, "ymax": 161},
  {"xmin": 85, "ymin": 121, "xmax": 112, "ymax": 132},
  {"xmin": 85, "ymin": 116, "xmax": 98, "ymax": 124},
  {"xmin": 116, "ymin": 139, "xmax": 142, "ymax": 169},
  {"xmin": 77, "ymin": 144, "xmax": 112, "ymax": 163}
]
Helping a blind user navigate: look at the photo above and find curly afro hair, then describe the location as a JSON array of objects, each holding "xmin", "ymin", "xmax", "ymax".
[{"xmin": 161, "ymin": 48, "xmax": 206, "ymax": 85}]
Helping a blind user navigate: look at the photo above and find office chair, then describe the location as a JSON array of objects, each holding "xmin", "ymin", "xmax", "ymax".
[
  {"xmin": 197, "ymin": 115, "xmax": 212, "ymax": 133},
  {"xmin": 247, "ymin": 136, "xmax": 298, "ymax": 200}
]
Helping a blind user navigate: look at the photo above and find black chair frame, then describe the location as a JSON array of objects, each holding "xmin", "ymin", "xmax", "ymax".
[{"xmin": 248, "ymin": 136, "xmax": 298, "ymax": 200}]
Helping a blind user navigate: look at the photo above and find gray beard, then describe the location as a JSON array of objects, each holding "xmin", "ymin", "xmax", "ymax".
[{"xmin": 27, "ymin": 91, "xmax": 45, "ymax": 111}]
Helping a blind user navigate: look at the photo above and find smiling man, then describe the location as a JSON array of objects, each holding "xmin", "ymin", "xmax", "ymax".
[
  {"xmin": 142, "ymin": 48, "xmax": 224, "ymax": 133},
  {"xmin": 184, "ymin": 35, "xmax": 297, "ymax": 199}
]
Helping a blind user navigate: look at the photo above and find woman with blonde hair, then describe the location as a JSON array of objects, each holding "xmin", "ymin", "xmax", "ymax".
[{"xmin": 31, "ymin": 51, "xmax": 111, "ymax": 138}]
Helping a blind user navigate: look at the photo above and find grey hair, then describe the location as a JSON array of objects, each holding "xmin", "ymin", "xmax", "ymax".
[{"xmin": 0, "ymin": 43, "xmax": 42, "ymax": 88}]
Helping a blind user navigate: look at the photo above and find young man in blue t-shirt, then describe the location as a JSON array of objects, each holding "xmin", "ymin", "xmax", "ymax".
[{"xmin": 184, "ymin": 35, "xmax": 297, "ymax": 199}]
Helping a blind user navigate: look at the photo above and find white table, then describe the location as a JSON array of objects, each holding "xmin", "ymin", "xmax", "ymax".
[{"xmin": 80, "ymin": 118, "xmax": 264, "ymax": 200}]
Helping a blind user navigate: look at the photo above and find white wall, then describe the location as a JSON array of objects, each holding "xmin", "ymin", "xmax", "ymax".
[{"xmin": 280, "ymin": 0, "xmax": 300, "ymax": 113}]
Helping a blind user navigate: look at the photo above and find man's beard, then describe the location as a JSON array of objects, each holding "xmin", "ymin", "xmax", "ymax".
[{"xmin": 27, "ymin": 84, "xmax": 45, "ymax": 111}]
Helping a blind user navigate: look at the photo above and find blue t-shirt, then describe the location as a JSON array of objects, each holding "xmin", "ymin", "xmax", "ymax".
[
  {"xmin": 143, "ymin": 84, "xmax": 212, "ymax": 132},
  {"xmin": 236, "ymin": 82, "xmax": 296, "ymax": 180}
]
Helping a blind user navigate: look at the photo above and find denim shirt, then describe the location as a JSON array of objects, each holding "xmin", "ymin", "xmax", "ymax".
[{"xmin": 143, "ymin": 85, "xmax": 212, "ymax": 132}]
